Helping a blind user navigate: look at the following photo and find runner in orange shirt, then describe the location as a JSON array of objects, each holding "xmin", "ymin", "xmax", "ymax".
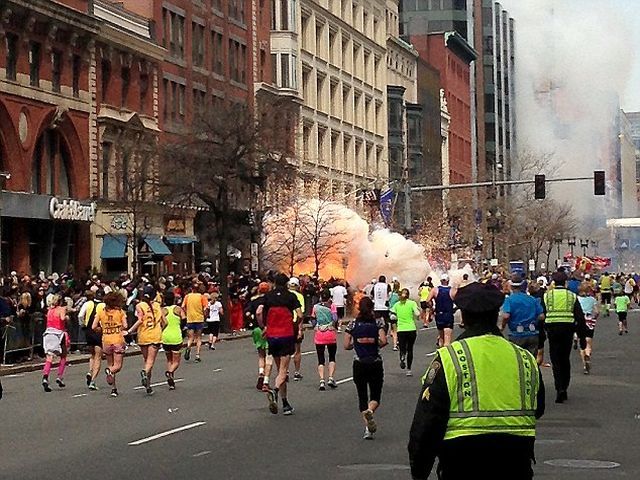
[{"xmin": 182, "ymin": 284, "xmax": 209, "ymax": 362}]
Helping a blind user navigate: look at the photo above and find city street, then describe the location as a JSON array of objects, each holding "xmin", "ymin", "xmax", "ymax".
[{"xmin": 1, "ymin": 314, "xmax": 638, "ymax": 480}]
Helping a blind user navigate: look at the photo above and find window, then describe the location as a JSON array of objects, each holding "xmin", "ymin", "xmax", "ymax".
[
  {"xmin": 163, "ymin": 79, "xmax": 170, "ymax": 120},
  {"xmin": 230, "ymin": 0, "xmax": 245, "ymax": 23},
  {"xmin": 193, "ymin": 89, "xmax": 206, "ymax": 117},
  {"xmin": 32, "ymin": 129, "xmax": 71, "ymax": 196},
  {"xmin": 72, "ymin": 55, "xmax": 81, "ymax": 97},
  {"xmin": 212, "ymin": 0, "xmax": 222, "ymax": 11},
  {"xmin": 229, "ymin": 40, "xmax": 247, "ymax": 84},
  {"xmin": 6, "ymin": 33, "xmax": 17, "ymax": 81},
  {"xmin": 271, "ymin": 53, "xmax": 277, "ymax": 85},
  {"xmin": 121, "ymin": 66, "xmax": 130, "ymax": 107},
  {"xmin": 178, "ymin": 84, "xmax": 185, "ymax": 118},
  {"xmin": 280, "ymin": 0, "xmax": 289, "ymax": 29},
  {"xmin": 192, "ymin": 22, "xmax": 205, "ymax": 67},
  {"xmin": 388, "ymin": 98, "xmax": 402, "ymax": 132},
  {"xmin": 140, "ymin": 71, "xmax": 149, "ymax": 111},
  {"xmin": 212, "ymin": 31, "xmax": 224, "ymax": 75},
  {"xmin": 101, "ymin": 59, "xmax": 111, "ymax": 102},
  {"xmin": 51, "ymin": 50, "xmax": 62, "ymax": 93},
  {"xmin": 29, "ymin": 42, "xmax": 41, "ymax": 87},
  {"xmin": 280, "ymin": 54, "xmax": 290, "ymax": 88},
  {"xmin": 166, "ymin": 10, "xmax": 185, "ymax": 59},
  {"xmin": 102, "ymin": 143, "xmax": 111, "ymax": 199}
]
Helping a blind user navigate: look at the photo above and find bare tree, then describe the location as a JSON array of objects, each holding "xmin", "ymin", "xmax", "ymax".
[{"xmin": 261, "ymin": 198, "xmax": 308, "ymax": 275}]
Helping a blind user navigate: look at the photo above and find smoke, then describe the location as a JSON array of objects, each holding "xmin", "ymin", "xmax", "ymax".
[{"xmin": 501, "ymin": 0, "xmax": 635, "ymax": 226}]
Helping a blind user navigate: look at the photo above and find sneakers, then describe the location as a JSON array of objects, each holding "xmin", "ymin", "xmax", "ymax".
[
  {"xmin": 363, "ymin": 409, "xmax": 377, "ymax": 433},
  {"xmin": 555, "ymin": 390, "xmax": 568, "ymax": 404},
  {"xmin": 194, "ymin": 356, "xmax": 202, "ymax": 363},
  {"xmin": 283, "ymin": 403, "xmax": 295, "ymax": 416},
  {"xmin": 166, "ymin": 371, "xmax": 176, "ymax": 390},
  {"xmin": 184, "ymin": 348, "xmax": 191, "ymax": 361},
  {"xmin": 400, "ymin": 355, "xmax": 406, "ymax": 370},
  {"xmin": 406, "ymin": 370, "xmax": 413, "ymax": 377},
  {"xmin": 140, "ymin": 370, "xmax": 149, "ymax": 388},
  {"xmin": 89, "ymin": 381, "xmax": 98, "ymax": 391},
  {"xmin": 110, "ymin": 388, "xmax": 119, "ymax": 397},
  {"xmin": 584, "ymin": 355, "xmax": 591, "ymax": 375},
  {"xmin": 619, "ymin": 330, "xmax": 623, "ymax": 336},
  {"xmin": 421, "ymin": 325, "xmax": 429, "ymax": 330},
  {"xmin": 267, "ymin": 389, "xmax": 279, "ymax": 414},
  {"xmin": 319, "ymin": 380, "xmax": 326, "ymax": 391},
  {"xmin": 55, "ymin": 378, "xmax": 66, "ymax": 388},
  {"xmin": 256, "ymin": 374, "xmax": 265, "ymax": 391},
  {"xmin": 105, "ymin": 368, "xmax": 115, "ymax": 386},
  {"xmin": 146, "ymin": 387, "xmax": 154, "ymax": 396},
  {"xmin": 86, "ymin": 372, "xmax": 92, "ymax": 387},
  {"xmin": 209, "ymin": 344, "xmax": 216, "ymax": 350},
  {"xmin": 327, "ymin": 378, "xmax": 338, "ymax": 389},
  {"xmin": 363, "ymin": 427, "xmax": 375, "ymax": 440},
  {"xmin": 392, "ymin": 345, "xmax": 398, "ymax": 351},
  {"xmin": 293, "ymin": 372, "xmax": 303, "ymax": 381},
  {"xmin": 261, "ymin": 383, "xmax": 270, "ymax": 393},
  {"xmin": 42, "ymin": 377, "xmax": 52, "ymax": 393}
]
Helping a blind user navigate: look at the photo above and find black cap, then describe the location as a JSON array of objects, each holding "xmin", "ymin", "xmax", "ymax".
[
  {"xmin": 454, "ymin": 282, "xmax": 505, "ymax": 314},
  {"xmin": 511, "ymin": 273, "xmax": 526, "ymax": 287},
  {"xmin": 552, "ymin": 271, "xmax": 568, "ymax": 285}
]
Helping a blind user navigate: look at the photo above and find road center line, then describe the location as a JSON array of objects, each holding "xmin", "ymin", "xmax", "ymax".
[
  {"xmin": 4, "ymin": 373, "xmax": 24, "ymax": 378},
  {"xmin": 128, "ymin": 421, "xmax": 207, "ymax": 446},
  {"xmin": 301, "ymin": 351, "xmax": 315, "ymax": 356},
  {"xmin": 72, "ymin": 393, "xmax": 88, "ymax": 398},
  {"xmin": 133, "ymin": 378, "xmax": 184, "ymax": 390},
  {"xmin": 192, "ymin": 450, "xmax": 212, "ymax": 458},
  {"xmin": 213, "ymin": 368, "xmax": 222, "ymax": 372},
  {"xmin": 335, "ymin": 376, "xmax": 353, "ymax": 385},
  {"xmin": 425, "ymin": 351, "xmax": 438, "ymax": 356}
]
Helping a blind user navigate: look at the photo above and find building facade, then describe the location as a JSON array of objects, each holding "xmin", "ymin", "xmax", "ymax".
[{"xmin": 618, "ymin": 110, "xmax": 638, "ymax": 218}]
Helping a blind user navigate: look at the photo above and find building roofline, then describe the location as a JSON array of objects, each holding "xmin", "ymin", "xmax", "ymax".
[{"xmin": 427, "ymin": 30, "xmax": 478, "ymax": 63}]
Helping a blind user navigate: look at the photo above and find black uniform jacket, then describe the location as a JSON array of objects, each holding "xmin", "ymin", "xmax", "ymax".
[{"xmin": 408, "ymin": 324, "xmax": 546, "ymax": 480}]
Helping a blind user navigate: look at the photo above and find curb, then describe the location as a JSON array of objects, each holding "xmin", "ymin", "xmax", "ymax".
[{"xmin": 0, "ymin": 330, "xmax": 256, "ymax": 377}]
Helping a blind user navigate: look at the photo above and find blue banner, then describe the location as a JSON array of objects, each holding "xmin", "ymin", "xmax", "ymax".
[{"xmin": 379, "ymin": 188, "xmax": 394, "ymax": 226}]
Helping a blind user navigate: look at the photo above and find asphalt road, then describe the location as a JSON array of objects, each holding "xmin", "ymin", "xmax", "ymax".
[{"xmin": 1, "ymin": 313, "xmax": 638, "ymax": 480}]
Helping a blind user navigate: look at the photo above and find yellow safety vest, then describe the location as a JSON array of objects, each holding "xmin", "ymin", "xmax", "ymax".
[
  {"xmin": 438, "ymin": 335, "xmax": 539, "ymax": 441},
  {"xmin": 543, "ymin": 288, "xmax": 576, "ymax": 324}
]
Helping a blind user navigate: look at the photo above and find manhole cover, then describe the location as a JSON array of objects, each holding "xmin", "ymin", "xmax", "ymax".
[
  {"xmin": 337, "ymin": 464, "xmax": 410, "ymax": 471},
  {"xmin": 544, "ymin": 459, "xmax": 620, "ymax": 469}
]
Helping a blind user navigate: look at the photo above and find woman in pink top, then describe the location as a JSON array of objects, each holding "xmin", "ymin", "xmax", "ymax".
[
  {"xmin": 311, "ymin": 290, "xmax": 339, "ymax": 390},
  {"xmin": 41, "ymin": 294, "xmax": 70, "ymax": 392}
]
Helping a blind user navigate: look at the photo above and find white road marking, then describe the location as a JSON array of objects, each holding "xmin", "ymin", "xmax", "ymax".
[
  {"xmin": 192, "ymin": 450, "xmax": 212, "ymax": 458},
  {"xmin": 301, "ymin": 351, "xmax": 315, "ymax": 356},
  {"xmin": 425, "ymin": 351, "xmax": 438, "ymax": 357},
  {"xmin": 335, "ymin": 376, "xmax": 353, "ymax": 385},
  {"xmin": 4, "ymin": 373, "xmax": 24, "ymax": 378},
  {"xmin": 72, "ymin": 393, "xmax": 88, "ymax": 398},
  {"xmin": 128, "ymin": 421, "xmax": 207, "ymax": 446},
  {"xmin": 133, "ymin": 378, "xmax": 184, "ymax": 390},
  {"xmin": 213, "ymin": 368, "xmax": 222, "ymax": 372}
]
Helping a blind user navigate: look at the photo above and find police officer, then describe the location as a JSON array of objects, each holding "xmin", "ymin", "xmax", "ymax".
[
  {"xmin": 542, "ymin": 270, "xmax": 586, "ymax": 403},
  {"xmin": 408, "ymin": 282, "xmax": 545, "ymax": 480}
]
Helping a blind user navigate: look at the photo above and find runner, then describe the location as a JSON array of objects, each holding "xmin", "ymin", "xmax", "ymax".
[
  {"xmin": 373, "ymin": 275, "xmax": 394, "ymax": 348},
  {"xmin": 418, "ymin": 277, "xmax": 433, "ymax": 328},
  {"xmin": 288, "ymin": 277, "xmax": 305, "ymax": 381},
  {"xmin": 162, "ymin": 291, "xmax": 185, "ymax": 390},
  {"xmin": 390, "ymin": 288, "xmax": 420, "ymax": 376},
  {"xmin": 426, "ymin": 274, "xmax": 455, "ymax": 347},
  {"xmin": 246, "ymin": 282, "xmax": 271, "ymax": 391},
  {"xmin": 78, "ymin": 291, "xmax": 104, "ymax": 390},
  {"xmin": 599, "ymin": 272, "xmax": 612, "ymax": 316},
  {"xmin": 182, "ymin": 284, "xmax": 208, "ymax": 362},
  {"xmin": 311, "ymin": 290, "xmax": 339, "ymax": 390},
  {"xmin": 206, "ymin": 292, "xmax": 223, "ymax": 350},
  {"xmin": 92, "ymin": 292, "xmax": 128, "ymax": 397},
  {"xmin": 41, "ymin": 295, "xmax": 70, "ymax": 392},
  {"xmin": 577, "ymin": 285, "xmax": 599, "ymax": 374},
  {"xmin": 615, "ymin": 289, "xmax": 630, "ymax": 335},
  {"xmin": 331, "ymin": 280, "xmax": 348, "ymax": 325},
  {"xmin": 129, "ymin": 286, "xmax": 166, "ymax": 395},
  {"xmin": 344, "ymin": 296, "xmax": 387, "ymax": 439},
  {"xmin": 257, "ymin": 273, "xmax": 303, "ymax": 415}
]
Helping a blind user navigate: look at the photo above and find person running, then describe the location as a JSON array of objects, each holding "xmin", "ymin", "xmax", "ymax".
[
  {"xmin": 162, "ymin": 291, "xmax": 185, "ymax": 390},
  {"xmin": 246, "ymin": 282, "xmax": 271, "ymax": 391},
  {"xmin": 288, "ymin": 277, "xmax": 305, "ymax": 381},
  {"xmin": 41, "ymin": 295, "xmax": 70, "ymax": 392},
  {"xmin": 129, "ymin": 286, "xmax": 166, "ymax": 395},
  {"xmin": 331, "ymin": 281, "xmax": 348, "ymax": 324},
  {"xmin": 373, "ymin": 275, "xmax": 394, "ymax": 347},
  {"xmin": 206, "ymin": 292, "xmax": 223, "ymax": 350},
  {"xmin": 390, "ymin": 288, "xmax": 419, "ymax": 376},
  {"xmin": 615, "ymin": 289, "xmax": 630, "ymax": 335},
  {"xmin": 599, "ymin": 272, "xmax": 613, "ymax": 316},
  {"xmin": 427, "ymin": 274, "xmax": 455, "ymax": 347},
  {"xmin": 389, "ymin": 280, "xmax": 401, "ymax": 311},
  {"xmin": 311, "ymin": 290, "xmax": 339, "ymax": 390},
  {"xmin": 624, "ymin": 274, "xmax": 636, "ymax": 304},
  {"xmin": 182, "ymin": 284, "xmax": 208, "ymax": 362},
  {"xmin": 418, "ymin": 277, "xmax": 433, "ymax": 328},
  {"xmin": 257, "ymin": 273, "xmax": 303, "ymax": 415},
  {"xmin": 92, "ymin": 292, "xmax": 128, "ymax": 397},
  {"xmin": 344, "ymin": 296, "xmax": 387, "ymax": 439},
  {"xmin": 500, "ymin": 273, "xmax": 544, "ymax": 356},
  {"xmin": 79, "ymin": 291, "xmax": 104, "ymax": 390},
  {"xmin": 577, "ymin": 285, "xmax": 599, "ymax": 374}
]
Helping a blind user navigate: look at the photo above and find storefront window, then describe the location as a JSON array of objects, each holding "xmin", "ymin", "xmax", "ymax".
[{"xmin": 32, "ymin": 129, "xmax": 72, "ymax": 197}]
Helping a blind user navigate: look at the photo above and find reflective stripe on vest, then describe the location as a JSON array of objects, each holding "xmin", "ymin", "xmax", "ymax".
[
  {"xmin": 438, "ymin": 335, "xmax": 538, "ymax": 440},
  {"xmin": 544, "ymin": 288, "xmax": 576, "ymax": 323}
]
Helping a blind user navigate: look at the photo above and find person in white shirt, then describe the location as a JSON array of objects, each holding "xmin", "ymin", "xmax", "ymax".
[
  {"xmin": 206, "ymin": 293, "xmax": 224, "ymax": 350},
  {"xmin": 363, "ymin": 279, "xmax": 376, "ymax": 298},
  {"xmin": 331, "ymin": 282, "xmax": 348, "ymax": 320},
  {"xmin": 373, "ymin": 275, "xmax": 395, "ymax": 350}
]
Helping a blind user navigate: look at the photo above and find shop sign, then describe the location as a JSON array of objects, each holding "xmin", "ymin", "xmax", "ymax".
[
  {"xmin": 165, "ymin": 217, "xmax": 186, "ymax": 234},
  {"xmin": 49, "ymin": 197, "xmax": 96, "ymax": 222}
]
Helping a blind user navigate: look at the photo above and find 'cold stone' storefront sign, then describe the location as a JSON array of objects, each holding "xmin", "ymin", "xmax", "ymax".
[{"xmin": 49, "ymin": 197, "xmax": 97, "ymax": 222}]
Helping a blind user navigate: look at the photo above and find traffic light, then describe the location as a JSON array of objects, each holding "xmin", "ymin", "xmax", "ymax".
[
  {"xmin": 594, "ymin": 170, "xmax": 605, "ymax": 195},
  {"xmin": 534, "ymin": 174, "xmax": 545, "ymax": 199}
]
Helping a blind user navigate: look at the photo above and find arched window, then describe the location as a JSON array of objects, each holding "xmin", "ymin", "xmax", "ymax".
[{"xmin": 32, "ymin": 129, "xmax": 71, "ymax": 197}]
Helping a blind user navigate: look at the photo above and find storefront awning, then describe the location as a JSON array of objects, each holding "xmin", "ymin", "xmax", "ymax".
[
  {"xmin": 143, "ymin": 235, "xmax": 172, "ymax": 256},
  {"xmin": 101, "ymin": 235, "xmax": 127, "ymax": 259},
  {"xmin": 165, "ymin": 236, "xmax": 197, "ymax": 245}
]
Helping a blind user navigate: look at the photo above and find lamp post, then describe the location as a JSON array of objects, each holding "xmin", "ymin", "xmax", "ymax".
[
  {"xmin": 554, "ymin": 235, "xmax": 563, "ymax": 266},
  {"xmin": 567, "ymin": 236, "xmax": 576, "ymax": 256},
  {"xmin": 580, "ymin": 238, "xmax": 589, "ymax": 256},
  {"xmin": 590, "ymin": 240, "xmax": 599, "ymax": 255},
  {"xmin": 0, "ymin": 172, "xmax": 11, "ymax": 273}
]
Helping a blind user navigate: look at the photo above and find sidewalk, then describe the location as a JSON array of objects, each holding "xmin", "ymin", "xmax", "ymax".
[{"xmin": 0, "ymin": 330, "xmax": 255, "ymax": 376}]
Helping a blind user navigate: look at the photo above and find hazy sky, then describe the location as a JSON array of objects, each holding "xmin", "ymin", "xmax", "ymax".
[{"xmin": 501, "ymin": 0, "xmax": 640, "ymax": 112}]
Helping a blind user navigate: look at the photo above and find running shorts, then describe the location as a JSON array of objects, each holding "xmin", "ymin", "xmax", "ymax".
[
  {"xmin": 83, "ymin": 326, "xmax": 102, "ymax": 348},
  {"xmin": 187, "ymin": 322, "xmax": 205, "ymax": 331},
  {"xmin": 420, "ymin": 301, "xmax": 429, "ymax": 311},
  {"xmin": 336, "ymin": 306, "xmax": 346, "ymax": 319},
  {"xmin": 103, "ymin": 343, "xmax": 126, "ymax": 355},
  {"xmin": 206, "ymin": 322, "xmax": 220, "ymax": 336},
  {"xmin": 601, "ymin": 292, "xmax": 611, "ymax": 304},
  {"xmin": 375, "ymin": 310, "xmax": 390, "ymax": 322},
  {"xmin": 267, "ymin": 336, "xmax": 296, "ymax": 357},
  {"xmin": 435, "ymin": 312, "xmax": 454, "ymax": 330},
  {"xmin": 163, "ymin": 343, "xmax": 182, "ymax": 352}
]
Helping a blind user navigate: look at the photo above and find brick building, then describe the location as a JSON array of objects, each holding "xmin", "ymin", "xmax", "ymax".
[{"xmin": 0, "ymin": 0, "xmax": 98, "ymax": 274}]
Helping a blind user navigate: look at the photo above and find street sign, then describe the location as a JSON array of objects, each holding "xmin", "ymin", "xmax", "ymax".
[
  {"xmin": 250, "ymin": 242, "xmax": 259, "ymax": 272},
  {"xmin": 528, "ymin": 259, "xmax": 536, "ymax": 271},
  {"xmin": 510, "ymin": 261, "xmax": 525, "ymax": 275},
  {"xmin": 617, "ymin": 239, "xmax": 629, "ymax": 250},
  {"xmin": 490, "ymin": 258, "xmax": 499, "ymax": 267}
]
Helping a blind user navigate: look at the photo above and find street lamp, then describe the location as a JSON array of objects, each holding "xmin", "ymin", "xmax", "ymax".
[
  {"xmin": 580, "ymin": 238, "xmax": 589, "ymax": 256},
  {"xmin": 590, "ymin": 240, "xmax": 599, "ymax": 255},
  {"xmin": 554, "ymin": 235, "xmax": 563, "ymax": 266},
  {"xmin": 567, "ymin": 236, "xmax": 576, "ymax": 256},
  {"xmin": 0, "ymin": 171, "xmax": 11, "ymax": 272}
]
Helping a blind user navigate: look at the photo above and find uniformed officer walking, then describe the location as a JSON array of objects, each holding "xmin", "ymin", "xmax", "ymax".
[
  {"xmin": 542, "ymin": 270, "xmax": 586, "ymax": 403},
  {"xmin": 408, "ymin": 282, "xmax": 545, "ymax": 480}
]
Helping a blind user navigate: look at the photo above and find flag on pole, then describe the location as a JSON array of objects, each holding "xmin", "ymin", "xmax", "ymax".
[{"xmin": 379, "ymin": 188, "xmax": 394, "ymax": 226}]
